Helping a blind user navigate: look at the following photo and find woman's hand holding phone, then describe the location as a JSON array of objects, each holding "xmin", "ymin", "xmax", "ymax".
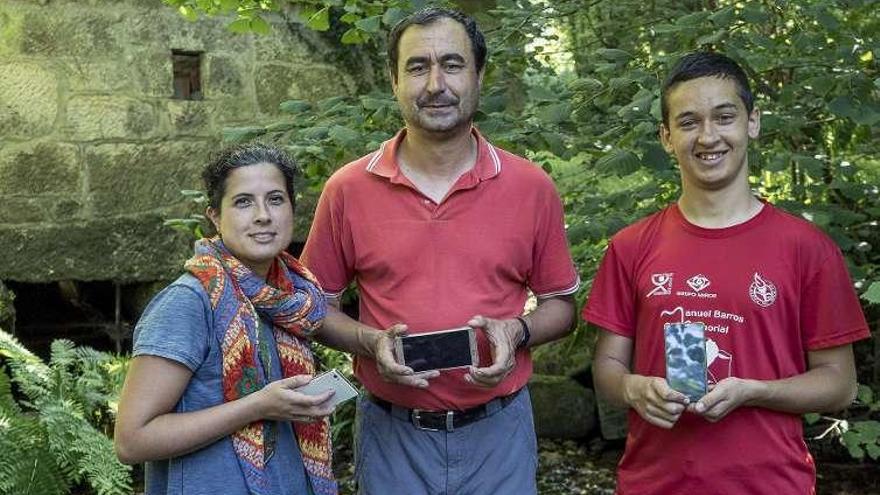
[{"xmin": 252, "ymin": 375, "xmax": 336, "ymax": 423}]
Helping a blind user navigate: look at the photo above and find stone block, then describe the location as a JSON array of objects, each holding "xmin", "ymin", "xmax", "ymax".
[
  {"xmin": 83, "ymin": 141, "xmax": 215, "ymax": 215},
  {"xmin": 0, "ymin": 61, "xmax": 58, "ymax": 138},
  {"xmin": 21, "ymin": 6, "xmax": 122, "ymax": 58},
  {"xmin": 531, "ymin": 331, "xmax": 592, "ymax": 377},
  {"xmin": 0, "ymin": 196, "xmax": 83, "ymax": 225},
  {"xmin": 129, "ymin": 48, "xmax": 175, "ymax": 98},
  {"xmin": 120, "ymin": 8, "xmax": 251, "ymax": 55},
  {"xmin": 255, "ymin": 63, "xmax": 355, "ymax": 114},
  {"xmin": 252, "ymin": 18, "xmax": 316, "ymax": 62},
  {"xmin": 65, "ymin": 60, "xmax": 136, "ymax": 94},
  {"xmin": 65, "ymin": 96, "xmax": 158, "ymax": 140},
  {"xmin": 0, "ymin": 141, "xmax": 80, "ymax": 196},
  {"xmin": 596, "ymin": 394, "xmax": 628, "ymax": 440},
  {"xmin": 529, "ymin": 374, "xmax": 596, "ymax": 439},
  {"xmin": 0, "ymin": 213, "xmax": 193, "ymax": 283},
  {"xmin": 205, "ymin": 54, "xmax": 247, "ymax": 98},
  {"xmin": 0, "ymin": 6, "xmax": 26, "ymax": 57},
  {"xmin": 166, "ymin": 100, "xmax": 212, "ymax": 136}
]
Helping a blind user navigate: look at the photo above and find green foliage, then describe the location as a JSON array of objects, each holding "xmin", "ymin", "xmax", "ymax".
[
  {"xmin": 163, "ymin": 0, "xmax": 416, "ymax": 41},
  {"xmin": 164, "ymin": 0, "xmax": 880, "ymax": 462},
  {"xmin": 0, "ymin": 330, "xmax": 131, "ymax": 495}
]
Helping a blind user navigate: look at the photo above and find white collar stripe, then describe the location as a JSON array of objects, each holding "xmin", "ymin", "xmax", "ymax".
[
  {"xmin": 365, "ymin": 142, "xmax": 386, "ymax": 172},
  {"xmin": 488, "ymin": 144, "xmax": 501, "ymax": 174}
]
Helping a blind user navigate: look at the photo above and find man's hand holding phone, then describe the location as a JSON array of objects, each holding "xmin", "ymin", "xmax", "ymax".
[
  {"xmin": 623, "ymin": 374, "xmax": 690, "ymax": 429},
  {"xmin": 373, "ymin": 323, "xmax": 440, "ymax": 388},
  {"xmin": 466, "ymin": 315, "xmax": 522, "ymax": 388}
]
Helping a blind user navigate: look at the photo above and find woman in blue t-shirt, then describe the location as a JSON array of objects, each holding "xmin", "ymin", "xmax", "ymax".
[{"xmin": 115, "ymin": 143, "xmax": 338, "ymax": 495}]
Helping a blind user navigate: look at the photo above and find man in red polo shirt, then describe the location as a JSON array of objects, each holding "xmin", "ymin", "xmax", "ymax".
[
  {"xmin": 302, "ymin": 7, "xmax": 579, "ymax": 495},
  {"xmin": 584, "ymin": 52, "xmax": 869, "ymax": 494}
]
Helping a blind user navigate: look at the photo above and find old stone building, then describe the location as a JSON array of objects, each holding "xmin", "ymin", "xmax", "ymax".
[{"xmin": 0, "ymin": 0, "xmax": 364, "ymax": 350}]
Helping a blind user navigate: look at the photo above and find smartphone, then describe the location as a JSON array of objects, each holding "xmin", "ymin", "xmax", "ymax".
[
  {"xmin": 394, "ymin": 326, "xmax": 478, "ymax": 373},
  {"xmin": 297, "ymin": 369, "xmax": 359, "ymax": 408},
  {"xmin": 664, "ymin": 322, "xmax": 708, "ymax": 401}
]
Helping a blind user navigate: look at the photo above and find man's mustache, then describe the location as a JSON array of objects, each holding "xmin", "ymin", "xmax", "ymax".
[{"xmin": 417, "ymin": 96, "xmax": 459, "ymax": 107}]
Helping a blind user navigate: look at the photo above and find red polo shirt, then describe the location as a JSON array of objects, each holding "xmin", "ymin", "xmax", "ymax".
[{"xmin": 302, "ymin": 128, "xmax": 579, "ymax": 410}]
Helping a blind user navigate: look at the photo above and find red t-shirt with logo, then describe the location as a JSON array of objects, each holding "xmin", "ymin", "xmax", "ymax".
[
  {"xmin": 583, "ymin": 202, "xmax": 869, "ymax": 495},
  {"xmin": 303, "ymin": 128, "xmax": 580, "ymax": 410}
]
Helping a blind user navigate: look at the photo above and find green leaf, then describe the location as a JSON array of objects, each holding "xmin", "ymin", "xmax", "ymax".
[
  {"xmin": 228, "ymin": 18, "xmax": 251, "ymax": 33},
  {"xmin": 842, "ymin": 430, "xmax": 865, "ymax": 459},
  {"xmin": 355, "ymin": 15, "xmax": 381, "ymax": 33},
  {"xmin": 567, "ymin": 78, "xmax": 603, "ymax": 93},
  {"xmin": 795, "ymin": 155, "xmax": 824, "ymax": 177},
  {"xmin": 828, "ymin": 96, "xmax": 880, "ymax": 125},
  {"xmin": 383, "ymin": 7, "xmax": 405, "ymax": 27},
  {"xmin": 249, "ymin": 15, "xmax": 271, "ymax": 35},
  {"xmin": 861, "ymin": 281, "xmax": 880, "ymax": 305},
  {"xmin": 696, "ymin": 30, "xmax": 725, "ymax": 46},
  {"xmin": 307, "ymin": 7, "xmax": 330, "ymax": 32},
  {"xmin": 222, "ymin": 126, "xmax": 266, "ymax": 143},
  {"xmin": 596, "ymin": 48, "xmax": 632, "ymax": 63},
  {"xmin": 219, "ymin": 0, "xmax": 238, "ymax": 13},
  {"xmin": 741, "ymin": 3, "xmax": 769, "ymax": 23},
  {"xmin": 341, "ymin": 28, "xmax": 366, "ymax": 44},
  {"xmin": 803, "ymin": 413, "xmax": 820, "ymax": 425},
  {"xmin": 178, "ymin": 5, "xmax": 198, "ymax": 21},
  {"xmin": 537, "ymin": 102, "xmax": 571, "ymax": 124},
  {"xmin": 329, "ymin": 125, "xmax": 360, "ymax": 146},
  {"xmin": 279, "ymin": 100, "xmax": 312, "ymax": 113},
  {"xmin": 596, "ymin": 149, "xmax": 641, "ymax": 175},
  {"xmin": 709, "ymin": 6, "xmax": 735, "ymax": 26}
]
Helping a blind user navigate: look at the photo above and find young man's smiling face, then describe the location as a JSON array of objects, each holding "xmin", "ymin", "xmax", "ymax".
[
  {"xmin": 391, "ymin": 17, "xmax": 483, "ymax": 135},
  {"xmin": 661, "ymin": 76, "xmax": 760, "ymax": 192}
]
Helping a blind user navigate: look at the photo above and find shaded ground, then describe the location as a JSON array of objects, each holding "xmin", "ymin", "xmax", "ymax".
[{"xmin": 335, "ymin": 438, "xmax": 880, "ymax": 494}]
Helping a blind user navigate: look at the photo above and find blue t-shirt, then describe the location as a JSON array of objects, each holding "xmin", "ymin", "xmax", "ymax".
[{"xmin": 133, "ymin": 274, "xmax": 312, "ymax": 495}]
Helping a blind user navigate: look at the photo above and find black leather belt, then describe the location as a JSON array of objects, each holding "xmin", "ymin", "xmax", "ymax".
[{"xmin": 367, "ymin": 388, "xmax": 522, "ymax": 432}]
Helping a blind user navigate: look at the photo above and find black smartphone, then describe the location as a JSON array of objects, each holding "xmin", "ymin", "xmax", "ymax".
[
  {"xmin": 664, "ymin": 322, "xmax": 708, "ymax": 401},
  {"xmin": 393, "ymin": 326, "xmax": 478, "ymax": 373}
]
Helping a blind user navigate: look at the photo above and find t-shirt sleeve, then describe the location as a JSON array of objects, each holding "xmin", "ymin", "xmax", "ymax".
[
  {"xmin": 528, "ymin": 177, "xmax": 580, "ymax": 297},
  {"xmin": 801, "ymin": 247, "xmax": 870, "ymax": 350},
  {"xmin": 582, "ymin": 239, "xmax": 636, "ymax": 337},
  {"xmin": 301, "ymin": 176, "xmax": 354, "ymax": 297},
  {"xmin": 132, "ymin": 283, "xmax": 211, "ymax": 371}
]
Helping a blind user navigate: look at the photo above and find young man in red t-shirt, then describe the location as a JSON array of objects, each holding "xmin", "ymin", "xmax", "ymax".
[{"xmin": 584, "ymin": 52, "xmax": 869, "ymax": 494}]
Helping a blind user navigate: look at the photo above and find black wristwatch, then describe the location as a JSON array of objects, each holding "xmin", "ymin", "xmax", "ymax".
[{"xmin": 515, "ymin": 316, "xmax": 531, "ymax": 348}]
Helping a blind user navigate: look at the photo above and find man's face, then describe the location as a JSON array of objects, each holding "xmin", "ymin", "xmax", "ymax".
[
  {"xmin": 391, "ymin": 18, "xmax": 482, "ymax": 135},
  {"xmin": 660, "ymin": 76, "xmax": 760, "ymax": 192}
]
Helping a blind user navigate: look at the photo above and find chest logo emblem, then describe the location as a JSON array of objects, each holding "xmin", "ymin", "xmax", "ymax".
[
  {"xmin": 647, "ymin": 273, "xmax": 673, "ymax": 297},
  {"xmin": 687, "ymin": 274, "xmax": 711, "ymax": 292},
  {"xmin": 749, "ymin": 272, "xmax": 777, "ymax": 307}
]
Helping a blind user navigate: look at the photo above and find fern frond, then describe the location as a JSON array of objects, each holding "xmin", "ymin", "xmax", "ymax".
[
  {"xmin": 0, "ymin": 367, "xmax": 20, "ymax": 415},
  {"xmin": 0, "ymin": 329, "xmax": 51, "ymax": 402}
]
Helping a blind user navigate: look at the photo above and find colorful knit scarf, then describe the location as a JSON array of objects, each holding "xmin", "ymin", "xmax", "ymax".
[{"xmin": 185, "ymin": 237, "xmax": 336, "ymax": 495}]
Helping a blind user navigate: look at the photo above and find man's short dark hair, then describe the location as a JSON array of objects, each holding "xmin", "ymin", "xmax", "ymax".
[
  {"xmin": 387, "ymin": 7, "xmax": 487, "ymax": 81},
  {"xmin": 661, "ymin": 51, "xmax": 755, "ymax": 126}
]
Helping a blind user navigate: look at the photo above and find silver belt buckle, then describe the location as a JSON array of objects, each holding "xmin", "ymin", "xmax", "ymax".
[{"xmin": 411, "ymin": 410, "xmax": 455, "ymax": 432}]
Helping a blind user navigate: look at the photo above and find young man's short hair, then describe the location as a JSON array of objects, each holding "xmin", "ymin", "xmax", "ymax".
[
  {"xmin": 661, "ymin": 52, "xmax": 755, "ymax": 125},
  {"xmin": 386, "ymin": 7, "xmax": 488, "ymax": 81}
]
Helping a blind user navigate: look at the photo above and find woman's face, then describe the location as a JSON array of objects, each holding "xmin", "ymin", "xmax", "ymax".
[{"xmin": 206, "ymin": 162, "xmax": 294, "ymax": 278}]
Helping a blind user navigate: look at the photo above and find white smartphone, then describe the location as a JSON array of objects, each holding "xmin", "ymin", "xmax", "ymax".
[
  {"xmin": 297, "ymin": 369, "xmax": 359, "ymax": 407},
  {"xmin": 393, "ymin": 326, "xmax": 478, "ymax": 373}
]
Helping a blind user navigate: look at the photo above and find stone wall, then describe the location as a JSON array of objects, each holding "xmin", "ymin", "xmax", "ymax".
[{"xmin": 0, "ymin": 0, "xmax": 360, "ymax": 283}]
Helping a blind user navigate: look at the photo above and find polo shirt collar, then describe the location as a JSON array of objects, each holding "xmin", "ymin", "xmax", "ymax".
[{"xmin": 365, "ymin": 127, "xmax": 502, "ymax": 183}]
